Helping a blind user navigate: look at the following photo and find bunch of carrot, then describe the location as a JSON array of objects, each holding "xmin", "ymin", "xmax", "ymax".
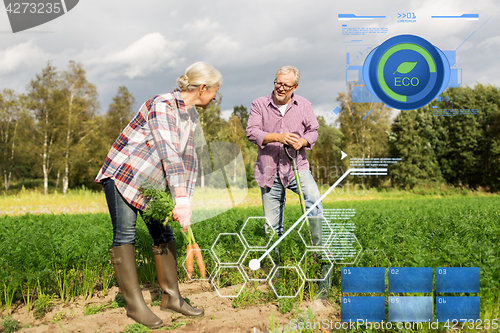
[
  {"xmin": 183, "ymin": 226, "xmax": 206, "ymax": 279},
  {"xmin": 141, "ymin": 186, "xmax": 205, "ymax": 279}
]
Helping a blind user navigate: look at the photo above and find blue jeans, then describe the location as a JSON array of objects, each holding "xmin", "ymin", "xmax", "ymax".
[
  {"xmin": 260, "ymin": 169, "xmax": 323, "ymax": 236},
  {"xmin": 102, "ymin": 178, "xmax": 174, "ymax": 247}
]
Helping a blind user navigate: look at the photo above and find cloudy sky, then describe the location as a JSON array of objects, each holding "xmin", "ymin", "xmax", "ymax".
[{"xmin": 0, "ymin": 0, "xmax": 498, "ymax": 122}]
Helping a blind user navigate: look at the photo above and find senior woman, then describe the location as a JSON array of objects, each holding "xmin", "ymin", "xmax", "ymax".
[{"xmin": 95, "ymin": 62, "xmax": 221, "ymax": 328}]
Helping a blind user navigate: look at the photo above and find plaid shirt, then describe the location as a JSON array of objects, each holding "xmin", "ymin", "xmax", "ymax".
[
  {"xmin": 95, "ymin": 89, "xmax": 198, "ymax": 210},
  {"xmin": 246, "ymin": 92, "xmax": 319, "ymax": 188}
]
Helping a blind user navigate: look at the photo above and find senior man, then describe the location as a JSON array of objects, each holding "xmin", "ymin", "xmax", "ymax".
[{"xmin": 246, "ymin": 65, "xmax": 323, "ymax": 244}]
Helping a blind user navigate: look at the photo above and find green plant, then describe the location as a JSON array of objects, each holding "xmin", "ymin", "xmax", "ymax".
[
  {"xmin": 232, "ymin": 282, "xmax": 271, "ymax": 309},
  {"xmin": 159, "ymin": 320, "xmax": 188, "ymax": 330},
  {"xmin": 278, "ymin": 298, "xmax": 294, "ymax": 314},
  {"xmin": 101, "ymin": 264, "xmax": 113, "ymax": 297},
  {"xmin": 1, "ymin": 315, "xmax": 20, "ymax": 333},
  {"xmin": 20, "ymin": 281, "xmax": 35, "ymax": 313},
  {"xmin": 2, "ymin": 281, "xmax": 17, "ymax": 314},
  {"xmin": 140, "ymin": 187, "xmax": 174, "ymax": 225},
  {"xmin": 83, "ymin": 303, "xmax": 110, "ymax": 316},
  {"xmin": 120, "ymin": 323, "xmax": 151, "ymax": 333},
  {"xmin": 81, "ymin": 265, "xmax": 99, "ymax": 301},
  {"xmin": 150, "ymin": 298, "xmax": 161, "ymax": 307},
  {"xmin": 33, "ymin": 293, "xmax": 55, "ymax": 320},
  {"xmin": 51, "ymin": 310, "xmax": 73, "ymax": 323},
  {"xmin": 113, "ymin": 293, "xmax": 127, "ymax": 308},
  {"xmin": 57, "ymin": 322, "xmax": 68, "ymax": 333},
  {"xmin": 0, "ymin": 194, "xmax": 499, "ymax": 325}
]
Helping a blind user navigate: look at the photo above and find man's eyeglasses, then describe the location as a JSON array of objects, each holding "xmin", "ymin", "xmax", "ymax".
[{"xmin": 274, "ymin": 80, "xmax": 296, "ymax": 92}]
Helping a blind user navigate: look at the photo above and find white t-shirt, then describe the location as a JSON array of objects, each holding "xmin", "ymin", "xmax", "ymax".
[{"xmin": 278, "ymin": 104, "xmax": 288, "ymax": 116}]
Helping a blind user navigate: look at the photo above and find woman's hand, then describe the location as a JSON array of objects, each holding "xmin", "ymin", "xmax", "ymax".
[{"xmin": 172, "ymin": 196, "xmax": 191, "ymax": 232}]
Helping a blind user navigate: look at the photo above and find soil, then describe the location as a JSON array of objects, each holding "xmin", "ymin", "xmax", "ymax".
[{"xmin": 4, "ymin": 282, "xmax": 340, "ymax": 333}]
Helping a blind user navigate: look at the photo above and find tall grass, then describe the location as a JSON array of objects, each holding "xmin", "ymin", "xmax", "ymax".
[
  {"xmin": 0, "ymin": 186, "xmax": 108, "ymax": 215},
  {"xmin": 2, "ymin": 183, "xmax": 491, "ymax": 216}
]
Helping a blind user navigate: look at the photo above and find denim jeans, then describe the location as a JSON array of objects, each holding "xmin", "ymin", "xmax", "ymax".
[
  {"xmin": 102, "ymin": 178, "xmax": 174, "ymax": 247},
  {"xmin": 260, "ymin": 169, "xmax": 323, "ymax": 236}
]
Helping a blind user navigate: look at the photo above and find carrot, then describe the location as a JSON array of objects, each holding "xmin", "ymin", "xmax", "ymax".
[
  {"xmin": 184, "ymin": 226, "xmax": 204, "ymax": 279},
  {"xmin": 186, "ymin": 244, "xmax": 195, "ymax": 279},
  {"xmin": 192, "ymin": 243, "xmax": 206, "ymax": 279}
]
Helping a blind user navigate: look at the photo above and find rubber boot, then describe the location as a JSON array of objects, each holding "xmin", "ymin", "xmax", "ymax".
[
  {"xmin": 153, "ymin": 240, "xmax": 204, "ymax": 317},
  {"xmin": 110, "ymin": 245, "xmax": 163, "ymax": 329},
  {"xmin": 308, "ymin": 216, "xmax": 331, "ymax": 299},
  {"xmin": 271, "ymin": 231, "xmax": 284, "ymax": 271},
  {"xmin": 317, "ymin": 265, "xmax": 333, "ymax": 300},
  {"xmin": 308, "ymin": 216, "xmax": 323, "ymax": 246}
]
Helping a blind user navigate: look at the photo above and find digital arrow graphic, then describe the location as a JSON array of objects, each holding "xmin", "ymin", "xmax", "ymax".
[{"xmin": 248, "ymin": 168, "xmax": 388, "ymax": 271}]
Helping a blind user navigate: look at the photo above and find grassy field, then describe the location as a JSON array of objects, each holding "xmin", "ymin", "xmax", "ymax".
[
  {"xmin": 0, "ymin": 188, "xmax": 499, "ymax": 332},
  {"xmin": 0, "ymin": 184, "xmax": 491, "ymax": 216}
]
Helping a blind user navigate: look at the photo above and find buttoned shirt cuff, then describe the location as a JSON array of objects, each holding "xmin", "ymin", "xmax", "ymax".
[
  {"xmin": 302, "ymin": 132, "xmax": 318, "ymax": 150},
  {"xmin": 254, "ymin": 131, "xmax": 268, "ymax": 149}
]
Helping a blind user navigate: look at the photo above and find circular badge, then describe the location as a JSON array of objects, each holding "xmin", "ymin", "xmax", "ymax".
[{"xmin": 363, "ymin": 35, "xmax": 450, "ymax": 110}]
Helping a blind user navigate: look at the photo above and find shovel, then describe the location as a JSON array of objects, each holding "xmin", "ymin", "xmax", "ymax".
[{"xmin": 284, "ymin": 145, "xmax": 314, "ymax": 246}]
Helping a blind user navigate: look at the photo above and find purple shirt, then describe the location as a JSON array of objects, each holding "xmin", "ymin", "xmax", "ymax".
[{"xmin": 246, "ymin": 92, "xmax": 319, "ymax": 188}]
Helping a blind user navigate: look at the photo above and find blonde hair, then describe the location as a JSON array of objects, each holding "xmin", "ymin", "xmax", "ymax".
[
  {"xmin": 177, "ymin": 62, "xmax": 223, "ymax": 91},
  {"xmin": 276, "ymin": 65, "xmax": 300, "ymax": 85}
]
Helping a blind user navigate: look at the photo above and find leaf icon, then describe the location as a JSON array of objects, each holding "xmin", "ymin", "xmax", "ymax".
[{"xmin": 393, "ymin": 61, "xmax": 418, "ymax": 74}]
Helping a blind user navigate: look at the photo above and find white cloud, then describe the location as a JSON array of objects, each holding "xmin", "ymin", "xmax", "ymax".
[
  {"xmin": 0, "ymin": 41, "xmax": 49, "ymax": 75},
  {"xmin": 478, "ymin": 36, "xmax": 500, "ymax": 48},
  {"xmin": 89, "ymin": 33, "xmax": 185, "ymax": 79},
  {"xmin": 203, "ymin": 34, "xmax": 241, "ymax": 63},
  {"xmin": 184, "ymin": 18, "xmax": 221, "ymax": 32},
  {"xmin": 221, "ymin": 108, "xmax": 233, "ymax": 120}
]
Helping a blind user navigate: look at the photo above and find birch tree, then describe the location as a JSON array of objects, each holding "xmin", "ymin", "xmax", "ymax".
[
  {"xmin": 0, "ymin": 89, "xmax": 21, "ymax": 190},
  {"xmin": 27, "ymin": 63, "xmax": 62, "ymax": 195},
  {"xmin": 60, "ymin": 61, "xmax": 98, "ymax": 193}
]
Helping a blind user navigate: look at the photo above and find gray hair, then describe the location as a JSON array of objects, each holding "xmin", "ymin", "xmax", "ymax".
[
  {"xmin": 276, "ymin": 65, "xmax": 300, "ymax": 85},
  {"xmin": 177, "ymin": 62, "xmax": 223, "ymax": 91}
]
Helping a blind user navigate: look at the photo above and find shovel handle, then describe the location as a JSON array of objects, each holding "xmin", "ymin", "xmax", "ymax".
[{"xmin": 284, "ymin": 145, "xmax": 300, "ymax": 170}]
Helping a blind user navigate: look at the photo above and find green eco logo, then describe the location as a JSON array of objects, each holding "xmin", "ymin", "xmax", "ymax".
[
  {"xmin": 377, "ymin": 43, "xmax": 436, "ymax": 102},
  {"xmin": 393, "ymin": 61, "xmax": 418, "ymax": 74}
]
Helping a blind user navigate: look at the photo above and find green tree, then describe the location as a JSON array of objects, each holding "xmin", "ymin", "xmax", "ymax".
[
  {"xmin": 10, "ymin": 95, "xmax": 37, "ymax": 183},
  {"xmin": 220, "ymin": 115, "xmax": 247, "ymax": 185},
  {"xmin": 104, "ymin": 86, "xmax": 135, "ymax": 149},
  {"xmin": 336, "ymin": 85, "xmax": 391, "ymax": 185},
  {"xmin": 231, "ymin": 104, "xmax": 258, "ymax": 187},
  {"xmin": 70, "ymin": 114, "xmax": 109, "ymax": 189},
  {"xmin": 27, "ymin": 63, "xmax": 63, "ymax": 195},
  {"xmin": 196, "ymin": 94, "xmax": 226, "ymax": 188},
  {"xmin": 436, "ymin": 84, "xmax": 500, "ymax": 189},
  {"xmin": 307, "ymin": 116, "xmax": 343, "ymax": 186},
  {"xmin": 388, "ymin": 107, "xmax": 444, "ymax": 188},
  {"xmin": 232, "ymin": 104, "xmax": 249, "ymax": 130},
  {"xmin": 60, "ymin": 61, "xmax": 99, "ymax": 193},
  {"xmin": 0, "ymin": 89, "xmax": 21, "ymax": 189}
]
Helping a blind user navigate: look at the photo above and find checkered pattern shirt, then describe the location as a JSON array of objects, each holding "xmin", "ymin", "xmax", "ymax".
[{"xmin": 95, "ymin": 89, "xmax": 198, "ymax": 210}]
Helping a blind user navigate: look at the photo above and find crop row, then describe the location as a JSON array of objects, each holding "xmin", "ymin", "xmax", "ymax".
[{"xmin": 0, "ymin": 196, "xmax": 499, "ymax": 318}]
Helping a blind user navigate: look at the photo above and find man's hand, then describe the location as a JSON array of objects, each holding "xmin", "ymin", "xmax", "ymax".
[
  {"xmin": 278, "ymin": 132, "xmax": 299, "ymax": 146},
  {"xmin": 290, "ymin": 137, "xmax": 308, "ymax": 150},
  {"xmin": 172, "ymin": 196, "xmax": 191, "ymax": 233}
]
